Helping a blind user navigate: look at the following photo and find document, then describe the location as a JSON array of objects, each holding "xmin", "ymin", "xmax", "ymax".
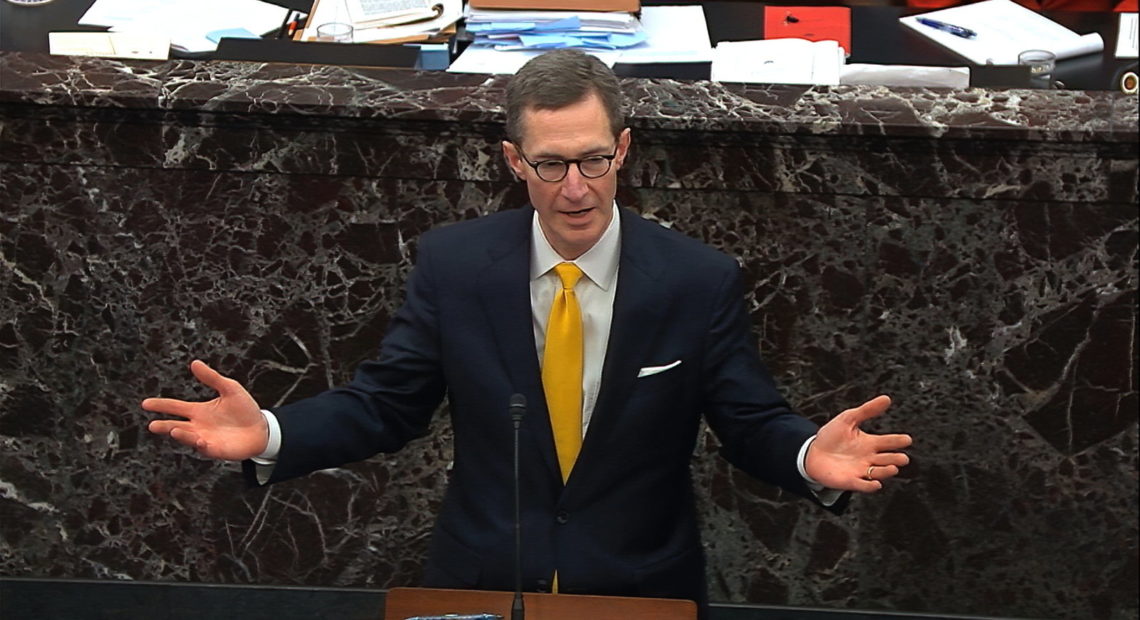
[
  {"xmin": 617, "ymin": 5, "xmax": 713, "ymax": 64},
  {"xmin": 468, "ymin": 0, "xmax": 639, "ymax": 12},
  {"xmin": 711, "ymin": 39, "xmax": 843, "ymax": 85},
  {"xmin": 468, "ymin": 16, "xmax": 646, "ymax": 51},
  {"xmin": 899, "ymin": 0, "xmax": 1103, "ymax": 66},
  {"xmin": 79, "ymin": 0, "xmax": 290, "ymax": 54},
  {"xmin": 49, "ymin": 32, "xmax": 170, "ymax": 60},
  {"xmin": 1117, "ymin": 13, "xmax": 1138, "ymax": 59},
  {"xmin": 345, "ymin": 0, "xmax": 443, "ymax": 29},
  {"xmin": 463, "ymin": 7, "xmax": 640, "ymax": 34},
  {"xmin": 79, "ymin": 0, "xmax": 168, "ymax": 27},
  {"xmin": 462, "ymin": 7, "xmax": 641, "ymax": 51},
  {"xmin": 302, "ymin": 0, "xmax": 460, "ymax": 43},
  {"xmin": 839, "ymin": 64, "xmax": 970, "ymax": 88}
]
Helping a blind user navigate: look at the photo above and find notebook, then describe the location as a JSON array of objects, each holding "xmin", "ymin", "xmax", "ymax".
[{"xmin": 899, "ymin": 0, "xmax": 1104, "ymax": 65}]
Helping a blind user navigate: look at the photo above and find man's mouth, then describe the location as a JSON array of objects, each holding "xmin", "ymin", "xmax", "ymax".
[{"xmin": 562, "ymin": 207, "xmax": 593, "ymax": 216}]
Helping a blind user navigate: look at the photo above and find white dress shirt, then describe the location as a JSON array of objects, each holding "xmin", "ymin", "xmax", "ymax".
[
  {"xmin": 527, "ymin": 202, "xmax": 836, "ymax": 503},
  {"xmin": 529, "ymin": 201, "xmax": 621, "ymax": 437}
]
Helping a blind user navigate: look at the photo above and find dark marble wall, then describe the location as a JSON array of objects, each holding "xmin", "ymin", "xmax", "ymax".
[{"xmin": 1, "ymin": 51, "xmax": 1136, "ymax": 619}]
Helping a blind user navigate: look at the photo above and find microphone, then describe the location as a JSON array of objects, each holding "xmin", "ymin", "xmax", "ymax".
[{"xmin": 509, "ymin": 394, "xmax": 526, "ymax": 620}]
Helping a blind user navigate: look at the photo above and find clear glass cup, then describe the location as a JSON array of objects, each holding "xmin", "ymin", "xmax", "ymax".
[
  {"xmin": 1018, "ymin": 49, "xmax": 1056, "ymax": 89},
  {"xmin": 316, "ymin": 22, "xmax": 354, "ymax": 43}
]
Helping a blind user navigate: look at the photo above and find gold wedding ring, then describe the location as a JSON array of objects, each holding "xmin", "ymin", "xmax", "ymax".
[{"xmin": 866, "ymin": 465, "xmax": 876, "ymax": 480}]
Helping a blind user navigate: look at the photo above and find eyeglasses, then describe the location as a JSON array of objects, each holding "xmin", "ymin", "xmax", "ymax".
[{"xmin": 513, "ymin": 144, "xmax": 618, "ymax": 183}]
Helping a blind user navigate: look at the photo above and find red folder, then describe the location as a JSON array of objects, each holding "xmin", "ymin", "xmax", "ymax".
[{"xmin": 763, "ymin": 6, "xmax": 852, "ymax": 54}]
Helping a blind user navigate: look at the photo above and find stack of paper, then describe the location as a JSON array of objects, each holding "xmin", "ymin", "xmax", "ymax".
[
  {"xmin": 302, "ymin": 0, "xmax": 461, "ymax": 44},
  {"xmin": 899, "ymin": 0, "xmax": 1103, "ymax": 66},
  {"xmin": 839, "ymin": 64, "xmax": 970, "ymax": 88},
  {"xmin": 448, "ymin": 5, "xmax": 714, "ymax": 75},
  {"xmin": 78, "ymin": 0, "xmax": 291, "ymax": 54},
  {"xmin": 464, "ymin": 7, "xmax": 643, "ymax": 51},
  {"xmin": 615, "ymin": 5, "xmax": 711, "ymax": 64},
  {"xmin": 711, "ymin": 39, "xmax": 844, "ymax": 85}
]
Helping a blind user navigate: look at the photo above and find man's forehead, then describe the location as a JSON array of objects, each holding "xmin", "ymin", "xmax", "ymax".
[
  {"xmin": 518, "ymin": 130, "xmax": 615, "ymax": 158},
  {"xmin": 516, "ymin": 99, "xmax": 615, "ymax": 153}
]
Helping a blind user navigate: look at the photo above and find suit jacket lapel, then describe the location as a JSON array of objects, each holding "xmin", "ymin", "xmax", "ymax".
[
  {"xmin": 476, "ymin": 207, "xmax": 562, "ymax": 484},
  {"xmin": 571, "ymin": 208, "xmax": 669, "ymax": 485}
]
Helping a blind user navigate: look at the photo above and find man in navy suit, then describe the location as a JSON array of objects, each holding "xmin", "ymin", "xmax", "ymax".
[{"xmin": 145, "ymin": 49, "xmax": 911, "ymax": 611}]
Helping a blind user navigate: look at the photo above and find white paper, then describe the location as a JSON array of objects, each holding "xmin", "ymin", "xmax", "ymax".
[
  {"xmin": 711, "ymin": 39, "xmax": 843, "ymax": 85},
  {"xmin": 1117, "ymin": 13, "xmax": 1139, "ymax": 59},
  {"xmin": 899, "ymin": 0, "xmax": 1103, "ymax": 66},
  {"xmin": 345, "ymin": 0, "xmax": 438, "ymax": 28},
  {"xmin": 464, "ymin": 7, "xmax": 638, "ymax": 32},
  {"xmin": 812, "ymin": 40, "xmax": 843, "ymax": 85},
  {"xmin": 302, "ymin": 0, "xmax": 461, "ymax": 43},
  {"xmin": 446, "ymin": 46, "xmax": 619, "ymax": 74},
  {"xmin": 839, "ymin": 64, "xmax": 970, "ymax": 88},
  {"xmin": 618, "ymin": 5, "xmax": 713, "ymax": 64},
  {"xmin": 81, "ymin": 0, "xmax": 289, "ymax": 54},
  {"xmin": 79, "ymin": 0, "xmax": 170, "ymax": 27},
  {"xmin": 50, "ymin": 32, "xmax": 171, "ymax": 60}
]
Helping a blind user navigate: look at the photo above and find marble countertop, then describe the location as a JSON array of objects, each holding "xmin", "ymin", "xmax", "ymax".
[{"xmin": 1, "ymin": 51, "xmax": 1136, "ymax": 143}]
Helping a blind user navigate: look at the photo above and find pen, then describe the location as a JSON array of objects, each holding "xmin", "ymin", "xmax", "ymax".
[{"xmin": 916, "ymin": 17, "xmax": 977, "ymax": 39}]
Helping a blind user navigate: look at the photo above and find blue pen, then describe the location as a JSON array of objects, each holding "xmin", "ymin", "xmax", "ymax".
[{"xmin": 916, "ymin": 17, "xmax": 977, "ymax": 39}]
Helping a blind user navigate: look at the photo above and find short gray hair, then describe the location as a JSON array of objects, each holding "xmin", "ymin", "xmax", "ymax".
[{"xmin": 505, "ymin": 49, "xmax": 626, "ymax": 146}]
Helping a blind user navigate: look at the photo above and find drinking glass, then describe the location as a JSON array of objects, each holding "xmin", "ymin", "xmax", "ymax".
[
  {"xmin": 316, "ymin": 22, "xmax": 354, "ymax": 43},
  {"xmin": 1018, "ymin": 49, "xmax": 1056, "ymax": 89}
]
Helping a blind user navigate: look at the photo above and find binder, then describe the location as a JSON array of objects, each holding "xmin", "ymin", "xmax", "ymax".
[{"xmin": 763, "ymin": 6, "xmax": 851, "ymax": 55}]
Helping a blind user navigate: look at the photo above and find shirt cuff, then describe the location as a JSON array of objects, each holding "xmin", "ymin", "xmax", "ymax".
[
  {"xmin": 251, "ymin": 409, "xmax": 281, "ymax": 463},
  {"xmin": 797, "ymin": 435, "xmax": 843, "ymax": 507},
  {"xmin": 249, "ymin": 410, "xmax": 280, "ymax": 486}
]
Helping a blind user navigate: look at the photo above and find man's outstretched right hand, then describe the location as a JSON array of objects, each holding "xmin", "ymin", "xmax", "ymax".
[{"xmin": 143, "ymin": 360, "xmax": 268, "ymax": 461}]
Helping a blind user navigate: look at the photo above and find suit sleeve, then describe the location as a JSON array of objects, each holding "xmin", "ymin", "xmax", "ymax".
[
  {"xmin": 244, "ymin": 234, "xmax": 448, "ymax": 485},
  {"xmin": 698, "ymin": 263, "xmax": 823, "ymax": 501}
]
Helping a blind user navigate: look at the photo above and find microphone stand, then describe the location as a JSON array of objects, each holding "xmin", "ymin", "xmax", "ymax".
[{"xmin": 509, "ymin": 394, "xmax": 526, "ymax": 620}]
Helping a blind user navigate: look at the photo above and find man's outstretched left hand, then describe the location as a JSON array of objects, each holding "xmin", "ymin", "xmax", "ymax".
[{"xmin": 805, "ymin": 395, "xmax": 912, "ymax": 493}]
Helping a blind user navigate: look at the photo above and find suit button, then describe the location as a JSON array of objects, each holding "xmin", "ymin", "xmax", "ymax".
[{"xmin": 556, "ymin": 511, "xmax": 569, "ymax": 524}]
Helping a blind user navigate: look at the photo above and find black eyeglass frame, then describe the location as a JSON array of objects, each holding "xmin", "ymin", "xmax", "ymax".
[{"xmin": 512, "ymin": 143, "xmax": 620, "ymax": 183}]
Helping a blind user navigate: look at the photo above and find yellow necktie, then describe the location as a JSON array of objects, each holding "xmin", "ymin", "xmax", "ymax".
[{"xmin": 543, "ymin": 262, "xmax": 584, "ymax": 484}]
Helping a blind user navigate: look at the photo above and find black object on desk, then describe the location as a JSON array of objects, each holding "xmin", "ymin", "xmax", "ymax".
[
  {"xmin": 614, "ymin": 61, "xmax": 711, "ymax": 80},
  {"xmin": 265, "ymin": 0, "xmax": 314, "ymax": 11},
  {"xmin": 970, "ymin": 65, "xmax": 1032, "ymax": 88},
  {"xmin": 214, "ymin": 38, "xmax": 420, "ymax": 68}
]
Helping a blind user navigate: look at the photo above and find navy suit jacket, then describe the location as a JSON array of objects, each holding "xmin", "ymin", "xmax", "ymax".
[{"xmin": 249, "ymin": 206, "xmax": 828, "ymax": 606}]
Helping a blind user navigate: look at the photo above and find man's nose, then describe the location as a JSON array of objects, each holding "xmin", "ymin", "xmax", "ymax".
[{"xmin": 560, "ymin": 164, "xmax": 589, "ymax": 200}]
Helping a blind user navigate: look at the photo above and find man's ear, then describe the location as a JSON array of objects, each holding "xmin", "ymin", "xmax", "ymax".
[
  {"xmin": 614, "ymin": 128, "xmax": 632, "ymax": 169},
  {"xmin": 502, "ymin": 140, "xmax": 526, "ymax": 181}
]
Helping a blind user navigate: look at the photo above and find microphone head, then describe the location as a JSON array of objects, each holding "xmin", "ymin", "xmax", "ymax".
[{"xmin": 509, "ymin": 393, "xmax": 526, "ymax": 421}]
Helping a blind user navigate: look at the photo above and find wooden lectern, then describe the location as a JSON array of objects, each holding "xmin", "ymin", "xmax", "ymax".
[{"xmin": 384, "ymin": 587, "xmax": 696, "ymax": 620}]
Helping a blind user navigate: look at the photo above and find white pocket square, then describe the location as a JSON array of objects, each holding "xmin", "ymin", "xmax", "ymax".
[{"xmin": 637, "ymin": 360, "xmax": 682, "ymax": 378}]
